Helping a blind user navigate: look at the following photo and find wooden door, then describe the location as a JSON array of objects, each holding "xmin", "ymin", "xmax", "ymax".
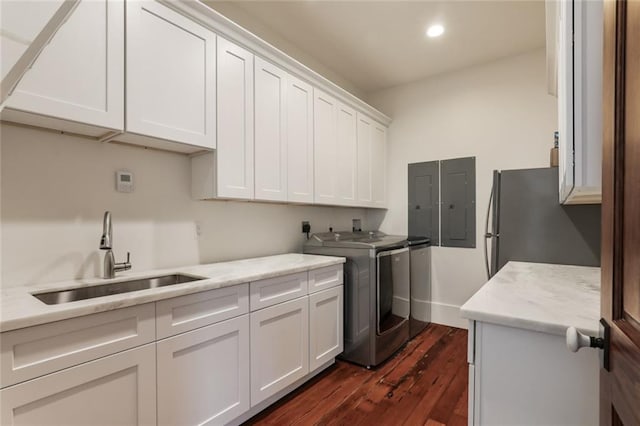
[
  {"xmin": 156, "ymin": 316, "xmax": 250, "ymax": 426},
  {"xmin": 254, "ymin": 56, "xmax": 287, "ymax": 202},
  {"xmin": 0, "ymin": 344, "xmax": 156, "ymax": 425},
  {"xmin": 250, "ymin": 296, "xmax": 309, "ymax": 406},
  {"xmin": 600, "ymin": 0, "xmax": 640, "ymax": 424},
  {"xmin": 313, "ymin": 89, "xmax": 338, "ymax": 204},
  {"xmin": 309, "ymin": 286, "xmax": 343, "ymax": 371},
  {"xmin": 287, "ymin": 76, "xmax": 314, "ymax": 203},
  {"xmin": 6, "ymin": 0, "xmax": 124, "ymax": 130},
  {"xmin": 336, "ymin": 103, "xmax": 357, "ymax": 205},
  {"xmin": 217, "ymin": 37, "xmax": 254, "ymax": 199},
  {"xmin": 126, "ymin": 0, "xmax": 215, "ymax": 148}
]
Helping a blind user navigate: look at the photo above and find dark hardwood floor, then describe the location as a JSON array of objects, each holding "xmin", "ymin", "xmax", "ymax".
[{"xmin": 245, "ymin": 324, "xmax": 468, "ymax": 426}]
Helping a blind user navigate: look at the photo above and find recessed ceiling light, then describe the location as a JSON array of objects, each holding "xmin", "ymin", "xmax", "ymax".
[{"xmin": 426, "ymin": 24, "xmax": 445, "ymax": 38}]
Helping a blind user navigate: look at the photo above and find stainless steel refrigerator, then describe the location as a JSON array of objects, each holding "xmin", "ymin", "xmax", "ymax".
[{"xmin": 485, "ymin": 167, "xmax": 601, "ymax": 278}]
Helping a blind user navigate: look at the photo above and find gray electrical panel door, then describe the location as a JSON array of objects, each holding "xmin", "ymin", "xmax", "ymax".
[
  {"xmin": 408, "ymin": 161, "xmax": 439, "ymax": 245},
  {"xmin": 441, "ymin": 157, "xmax": 476, "ymax": 248}
]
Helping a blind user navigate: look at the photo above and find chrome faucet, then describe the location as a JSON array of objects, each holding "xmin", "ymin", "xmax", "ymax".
[{"xmin": 99, "ymin": 211, "xmax": 132, "ymax": 279}]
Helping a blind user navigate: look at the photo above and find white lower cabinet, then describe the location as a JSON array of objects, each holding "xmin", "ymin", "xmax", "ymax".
[
  {"xmin": 309, "ymin": 286, "xmax": 344, "ymax": 371},
  {"xmin": 0, "ymin": 343, "xmax": 156, "ymax": 426},
  {"xmin": 250, "ymin": 296, "xmax": 309, "ymax": 406},
  {"xmin": 156, "ymin": 315, "xmax": 250, "ymax": 426}
]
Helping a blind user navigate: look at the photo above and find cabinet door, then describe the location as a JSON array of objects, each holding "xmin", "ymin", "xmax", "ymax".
[
  {"xmin": 309, "ymin": 286, "xmax": 343, "ymax": 371},
  {"xmin": 336, "ymin": 103, "xmax": 357, "ymax": 205},
  {"xmin": 254, "ymin": 57, "xmax": 287, "ymax": 202},
  {"xmin": 356, "ymin": 113, "xmax": 373, "ymax": 205},
  {"xmin": 313, "ymin": 89, "xmax": 338, "ymax": 204},
  {"xmin": 217, "ymin": 37, "xmax": 254, "ymax": 199},
  {"xmin": 0, "ymin": 344, "xmax": 156, "ymax": 426},
  {"xmin": 371, "ymin": 123, "xmax": 387, "ymax": 207},
  {"xmin": 157, "ymin": 315, "xmax": 250, "ymax": 426},
  {"xmin": 250, "ymin": 297, "xmax": 309, "ymax": 406},
  {"xmin": 126, "ymin": 0, "xmax": 215, "ymax": 149},
  {"xmin": 287, "ymin": 76, "xmax": 314, "ymax": 203},
  {"xmin": 6, "ymin": 0, "xmax": 124, "ymax": 130}
]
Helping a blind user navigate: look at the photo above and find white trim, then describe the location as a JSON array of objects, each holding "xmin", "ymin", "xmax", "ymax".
[
  {"xmin": 157, "ymin": 0, "xmax": 392, "ymax": 127},
  {"xmin": 430, "ymin": 301, "xmax": 468, "ymax": 329}
]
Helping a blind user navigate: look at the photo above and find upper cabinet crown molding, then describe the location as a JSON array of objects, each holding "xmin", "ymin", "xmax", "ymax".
[
  {"xmin": 2, "ymin": 0, "xmax": 124, "ymax": 134},
  {"xmin": 156, "ymin": 0, "xmax": 391, "ymax": 127}
]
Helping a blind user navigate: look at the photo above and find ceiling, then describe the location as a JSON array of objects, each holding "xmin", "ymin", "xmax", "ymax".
[{"xmin": 205, "ymin": 1, "xmax": 546, "ymax": 94}]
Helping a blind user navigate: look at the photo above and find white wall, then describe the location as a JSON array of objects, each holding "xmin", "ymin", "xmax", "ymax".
[
  {"xmin": 0, "ymin": 124, "xmax": 370, "ymax": 288},
  {"xmin": 367, "ymin": 49, "xmax": 557, "ymax": 328}
]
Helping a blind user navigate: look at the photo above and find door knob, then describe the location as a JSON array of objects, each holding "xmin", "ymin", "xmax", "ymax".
[{"xmin": 566, "ymin": 326, "xmax": 604, "ymax": 352}]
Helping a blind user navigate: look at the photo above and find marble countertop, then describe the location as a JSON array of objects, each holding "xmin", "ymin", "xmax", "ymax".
[
  {"xmin": 460, "ymin": 262, "xmax": 601, "ymax": 336},
  {"xmin": 0, "ymin": 253, "xmax": 345, "ymax": 333}
]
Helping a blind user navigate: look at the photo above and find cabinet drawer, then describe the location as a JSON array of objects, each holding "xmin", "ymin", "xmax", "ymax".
[
  {"xmin": 156, "ymin": 284, "xmax": 249, "ymax": 339},
  {"xmin": 250, "ymin": 272, "xmax": 308, "ymax": 311},
  {"xmin": 1, "ymin": 303, "xmax": 155, "ymax": 388},
  {"xmin": 308, "ymin": 265, "xmax": 343, "ymax": 294}
]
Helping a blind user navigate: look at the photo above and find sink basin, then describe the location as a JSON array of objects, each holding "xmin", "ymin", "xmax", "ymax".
[{"xmin": 33, "ymin": 274, "xmax": 205, "ymax": 305}]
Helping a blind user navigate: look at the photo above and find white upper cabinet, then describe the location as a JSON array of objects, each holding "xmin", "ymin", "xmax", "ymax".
[
  {"xmin": 287, "ymin": 76, "xmax": 314, "ymax": 203},
  {"xmin": 217, "ymin": 37, "xmax": 255, "ymax": 199},
  {"xmin": 556, "ymin": 0, "xmax": 602, "ymax": 204},
  {"xmin": 4, "ymin": 0, "xmax": 124, "ymax": 133},
  {"xmin": 371, "ymin": 122, "xmax": 387, "ymax": 207},
  {"xmin": 313, "ymin": 89, "xmax": 338, "ymax": 204},
  {"xmin": 254, "ymin": 57, "xmax": 287, "ymax": 202},
  {"xmin": 356, "ymin": 113, "xmax": 373, "ymax": 205},
  {"xmin": 336, "ymin": 103, "xmax": 357, "ymax": 205},
  {"xmin": 125, "ymin": 0, "xmax": 215, "ymax": 150}
]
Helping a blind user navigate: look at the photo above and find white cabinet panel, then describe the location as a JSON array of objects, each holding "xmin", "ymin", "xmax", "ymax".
[
  {"xmin": 217, "ymin": 37, "xmax": 254, "ymax": 199},
  {"xmin": 250, "ymin": 297, "xmax": 309, "ymax": 406},
  {"xmin": 1, "ymin": 303, "xmax": 155, "ymax": 388},
  {"xmin": 371, "ymin": 123, "xmax": 387, "ymax": 207},
  {"xmin": 0, "ymin": 0, "xmax": 65, "ymax": 81},
  {"xmin": 157, "ymin": 315, "xmax": 250, "ymax": 426},
  {"xmin": 287, "ymin": 76, "xmax": 314, "ymax": 203},
  {"xmin": 557, "ymin": 0, "xmax": 603, "ymax": 204},
  {"xmin": 156, "ymin": 284, "xmax": 249, "ymax": 339},
  {"xmin": 5, "ymin": 0, "xmax": 124, "ymax": 130},
  {"xmin": 308, "ymin": 264, "xmax": 344, "ymax": 294},
  {"xmin": 254, "ymin": 57, "xmax": 287, "ymax": 202},
  {"xmin": 0, "ymin": 343, "xmax": 156, "ymax": 426},
  {"xmin": 309, "ymin": 286, "xmax": 343, "ymax": 371},
  {"xmin": 313, "ymin": 89, "xmax": 338, "ymax": 204},
  {"xmin": 250, "ymin": 272, "xmax": 308, "ymax": 311},
  {"xmin": 126, "ymin": 0, "xmax": 215, "ymax": 149},
  {"xmin": 336, "ymin": 103, "xmax": 357, "ymax": 204},
  {"xmin": 356, "ymin": 113, "xmax": 373, "ymax": 205}
]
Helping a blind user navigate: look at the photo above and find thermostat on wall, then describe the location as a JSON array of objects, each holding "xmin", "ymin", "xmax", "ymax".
[{"xmin": 116, "ymin": 170, "xmax": 134, "ymax": 193}]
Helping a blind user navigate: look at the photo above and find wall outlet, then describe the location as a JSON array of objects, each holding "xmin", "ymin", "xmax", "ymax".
[{"xmin": 301, "ymin": 221, "xmax": 311, "ymax": 234}]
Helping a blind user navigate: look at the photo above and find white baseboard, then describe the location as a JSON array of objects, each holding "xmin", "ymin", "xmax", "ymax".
[{"xmin": 430, "ymin": 301, "xmax": 468, "ymax": 329}]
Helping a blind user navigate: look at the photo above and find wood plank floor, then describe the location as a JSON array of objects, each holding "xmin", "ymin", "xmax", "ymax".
[{"xmin": 244, "ymin": 324, "xmax": 468, "ymax": 426}]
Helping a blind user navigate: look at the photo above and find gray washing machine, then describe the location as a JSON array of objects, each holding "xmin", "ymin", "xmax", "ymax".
[
  {"xmin": 407, "ymin": 237, "xmax": 432, "ymax": 338},
  {"xmin": 303, "ymin": 231, "xmax": 410, "ymax": 368}
]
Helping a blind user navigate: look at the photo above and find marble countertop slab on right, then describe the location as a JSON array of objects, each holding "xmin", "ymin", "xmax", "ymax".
[{"xmin": 460, "ymin": 261, "xmax": 601, "ymax": 336}]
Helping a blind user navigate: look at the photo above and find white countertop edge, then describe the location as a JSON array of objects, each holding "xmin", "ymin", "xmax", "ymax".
[
  {"xmin": 0, "ymin": 254, "xmax": 345, "ymax": 333},
  {"xmin": 459, "ymin": 308, "xmax": 600, "ymax": 337}
]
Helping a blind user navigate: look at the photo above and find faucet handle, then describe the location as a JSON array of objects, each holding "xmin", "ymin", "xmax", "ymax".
[{"xmin": 126, "ymin": 252, "xmax": 130, "ymax": 263}]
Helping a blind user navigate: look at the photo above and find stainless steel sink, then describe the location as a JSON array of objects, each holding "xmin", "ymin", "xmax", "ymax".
[{"xmin": 33, "ymin": 274, "xmax": 205, "ymax": 305}]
